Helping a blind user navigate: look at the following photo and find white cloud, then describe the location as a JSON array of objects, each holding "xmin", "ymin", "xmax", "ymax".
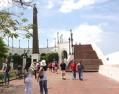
[
  {"xmin": 41, "ymin": 23, "xmax": 103, "ymax": 47},
  {"xmin": 84, "ymin": 14, "xmax": 119, "ymax": 22},
  {"xmin": 59, "ymin": 0, "xmax": 111, "ymax": 13},
  {"xmin": 59, "ymin": 0, "xmax": 96, "ymax": 13},
  {"xmin": 23, "ymin": 0, "xmax": 32, "ymax": 2},
  {"xmin": 47, "ymin": 0, "xmax": 55, "ymax": 9},
  {"xmin": 0, "ymin": 0, "xmax": 33, "ymax": 10},
  {"xmin": 46, "ymin": 0, "xmax": 62, "ymax": 9},
  {"xmin": 73, "ymin": 23, "xmax": 103, "ymax": 44},
  {"xmin": 59, "ymin": 0, "xmax": 75, "ymax": 13},
  {"xmin": 0, "ymin": 0, "xmax": 12, "ymax": 9}
]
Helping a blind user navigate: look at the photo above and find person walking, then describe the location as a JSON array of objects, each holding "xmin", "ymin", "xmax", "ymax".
[
  {"xmin": 24, "ymin": 69, "xmax": 33, "ymax": 94},
  {"xmin": 37, "ymin": 60, "xmax": 48, "ymax": 94},
  {"xmin": 60, "ymin": 60, "xmax": 66, "ymax": 80},
  {"xmin": 77, "ymin": 60, "xmax": 84, "ymax": 80}
]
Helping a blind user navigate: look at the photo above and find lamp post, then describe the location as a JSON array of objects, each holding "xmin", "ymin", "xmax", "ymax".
[
  {"xmin": 70, "ymin": 29, "xmax": 73, "ymax": 55},
  {"xmin": 54, "ymin": 38, "xmax": 56, "ymax": 51},
  {"xmin": 12, "ymin": 36, "xmax": 14, "ymax": 53},
  {"xmin": 19, "ymin": 39, "xmax": 20, "ymax": 48},
  {"xmin": 28, "ymin": 39, "xmax": 29, "ymax": 51},
  {"xmin": 47, "ymin": 39, "xmax": 48, "ymax": 48},
  {"xmin": 69, "ymin": 37, "xmax": 71, "ymax": 55},
  {"xmin": 57, "ymin": 32, "xmax": 59, "ymax": 44}
]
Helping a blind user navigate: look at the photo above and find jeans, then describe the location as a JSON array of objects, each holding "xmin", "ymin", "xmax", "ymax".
[
  {"xmin": 78, "ymin": 70, "xmax": 83, "ymax": 80},
  {"xmin": 39, "ymin": 80, "xmax": 48, "ymax": 94},
  {"xmin": 72, "ymin": 71, "xmax": 76, "ymax": 79},
  {"xmin": 3, "ymin": 72, "xmax": 10, "ymax": 85}
]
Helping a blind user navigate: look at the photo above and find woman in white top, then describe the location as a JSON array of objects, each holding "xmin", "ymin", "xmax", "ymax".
[
  {"xmin": 37, "ymin": 66, "xmax": 48, "ymax": 94},
  {"xmin": 24, "ymin": 70, "xmax": 32, "ymax": 94}
]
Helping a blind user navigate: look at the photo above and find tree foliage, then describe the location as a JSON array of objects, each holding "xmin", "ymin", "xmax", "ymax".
[
  {"xmin": 0, "ymin": 11, "xmax": 33, "ymax": 39},
  {"xmin": 12, "ymin": 0, "xmax": 33, "ymax": 7},
  {"xmin": 40, "ymin": 53, "xmax": 59, "ymax": 64},
  {"xmin": 0, "ymin": 38, "xmax": 8, "ymax": 60},
  {"xmin": 0, "ymin": 0, "xmax": 33, "ymax": 39},
  {"xmin": 12, "ymin": 53, "xmax": 23, "ymax": 69}
]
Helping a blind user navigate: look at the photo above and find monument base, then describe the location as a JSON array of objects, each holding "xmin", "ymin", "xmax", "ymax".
[
  {"xmin": 30, "ymin": 53, "xmax": 40, "ymax": 71},
  {"xmin": 32, "ymin": 53, "xmax": 40, "ymax": 62}
]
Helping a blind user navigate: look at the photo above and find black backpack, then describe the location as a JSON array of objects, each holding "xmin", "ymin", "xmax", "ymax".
[{"xmin": 38, "ymin": 69, "xmax": 44, "ymax": 79}]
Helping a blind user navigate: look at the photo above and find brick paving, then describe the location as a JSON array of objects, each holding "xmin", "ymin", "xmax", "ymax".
[{"xmin": 1, "ymin": 71, "xmax": 119, "ymax": 94}]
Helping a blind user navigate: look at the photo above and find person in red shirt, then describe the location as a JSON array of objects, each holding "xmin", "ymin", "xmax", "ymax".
[{"xmin": 70, "ymin": 60, "xmax": 77, "ymax": 80}]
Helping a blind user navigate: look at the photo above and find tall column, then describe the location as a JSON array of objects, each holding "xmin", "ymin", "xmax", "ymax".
[
  {"xmin": 32, "ymin": 4, "xmax": 39, "ymax": 54},
  {"xmin": 32, "ymin": 4, "xmax": 39, "ymax": 63}
]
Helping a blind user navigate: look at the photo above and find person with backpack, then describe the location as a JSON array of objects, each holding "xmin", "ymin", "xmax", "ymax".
[{"xmin": 37, "ymin": 60, "xmax": 48, "ymax": 94}]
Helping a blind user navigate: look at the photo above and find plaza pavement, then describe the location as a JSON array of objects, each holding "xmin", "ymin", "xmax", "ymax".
[{"xmin": 1, "ymin": 71, "xmax": 119, "ymax": 94}]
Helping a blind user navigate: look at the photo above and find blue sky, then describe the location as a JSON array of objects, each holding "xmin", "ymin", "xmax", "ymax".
[{"xmin": 0, "ymin": 0, "xmax": 119, "ymax": 55}]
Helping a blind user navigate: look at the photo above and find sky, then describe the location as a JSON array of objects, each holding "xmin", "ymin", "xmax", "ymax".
[{"xmin": 0, "ymin": 0, "xmax": 119, "ymax": 55}]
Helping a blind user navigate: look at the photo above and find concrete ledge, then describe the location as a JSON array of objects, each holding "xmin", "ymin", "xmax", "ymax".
[{"xmin": 99, "ymin": 65, "xmax": 119, "ymax": 81}]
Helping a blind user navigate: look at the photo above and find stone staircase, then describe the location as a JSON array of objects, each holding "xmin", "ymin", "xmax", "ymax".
[{"xmin": 74, "ymin": 44, "xmax": 103, "ymax": 71}]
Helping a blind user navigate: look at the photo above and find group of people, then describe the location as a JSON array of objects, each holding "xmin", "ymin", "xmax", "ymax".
[
  {"xmin": 60, "ymin": 59, "xmax": 84, "ymax": 80},
  {"xmin": 2, "ymin": 58, "xmax": 84, "ymax": 94},
  {"xmin": 48, "ymin": 61, "xmax": 58, "ymax": 73},
  {"xmin": 70, "ymin": 60, "xmax": 84, "ymax": 80}
]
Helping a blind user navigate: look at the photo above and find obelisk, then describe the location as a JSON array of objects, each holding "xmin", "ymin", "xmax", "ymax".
[{"xmin": 32, "ymin": 4, "xmax": 39, "ymax": 63}]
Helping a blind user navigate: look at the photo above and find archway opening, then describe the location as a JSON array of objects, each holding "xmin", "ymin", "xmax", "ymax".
[{"xmin": 61, "ymin": 50, "xmax": 68, "ymax": 60}]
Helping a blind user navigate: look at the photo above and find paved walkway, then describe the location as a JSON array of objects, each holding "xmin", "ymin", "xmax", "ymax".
[{"xmin": 1, "ymin": 71, "xmax": 119, "ymax": 94}]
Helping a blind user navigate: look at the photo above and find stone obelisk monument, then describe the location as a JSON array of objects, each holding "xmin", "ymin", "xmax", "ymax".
[{"xmin": 32, "ymin": 4, "xmax": 39, "ymax": 63}]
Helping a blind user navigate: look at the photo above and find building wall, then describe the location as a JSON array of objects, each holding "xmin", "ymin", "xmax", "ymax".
[
  {"xmin": 8, "ymin": 42, "xmax": 70, "ymax": 63},
  {"xmin": 8, "ymin": 47, "xmax": 57, "ymax": 55}
]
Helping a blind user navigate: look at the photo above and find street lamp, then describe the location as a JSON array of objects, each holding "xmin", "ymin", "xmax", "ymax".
[
  {"xmin": 54, "ymin": 38, "xmax": 56, "ymax": 51},
  {"xmin": 70, "ymin": 29, "xmax": 73, "ymax": 55},
  {"xmin": 19, "ymin": 39, "xmax": 20, "ymax": 48},
  {"xmin": 47, "ymin": 39, "xmax": 48, "ymax": 48},
  {"xmin": 69, "ymin": 37, "xmax": 71, "ymax": 55}
]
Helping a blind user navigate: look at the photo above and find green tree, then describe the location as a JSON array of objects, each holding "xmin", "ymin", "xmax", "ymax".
[
  {"xmin": 0, "ymin": 37, "xmax": 8, "ymax": 60},
  {"xmin": 40, "ymin": 53, "xmax": 46, "ymax": 61},
  {"xmin": 0, "ymin": 10, "xmax": 33, "ymax": 38},
  {"xmin": 12, "ymin": 53, "xmax": 22, "ymax": 69},
  {"xmin": 41, "ymin": 53, "xmax": 59, "ymax": 63}
]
